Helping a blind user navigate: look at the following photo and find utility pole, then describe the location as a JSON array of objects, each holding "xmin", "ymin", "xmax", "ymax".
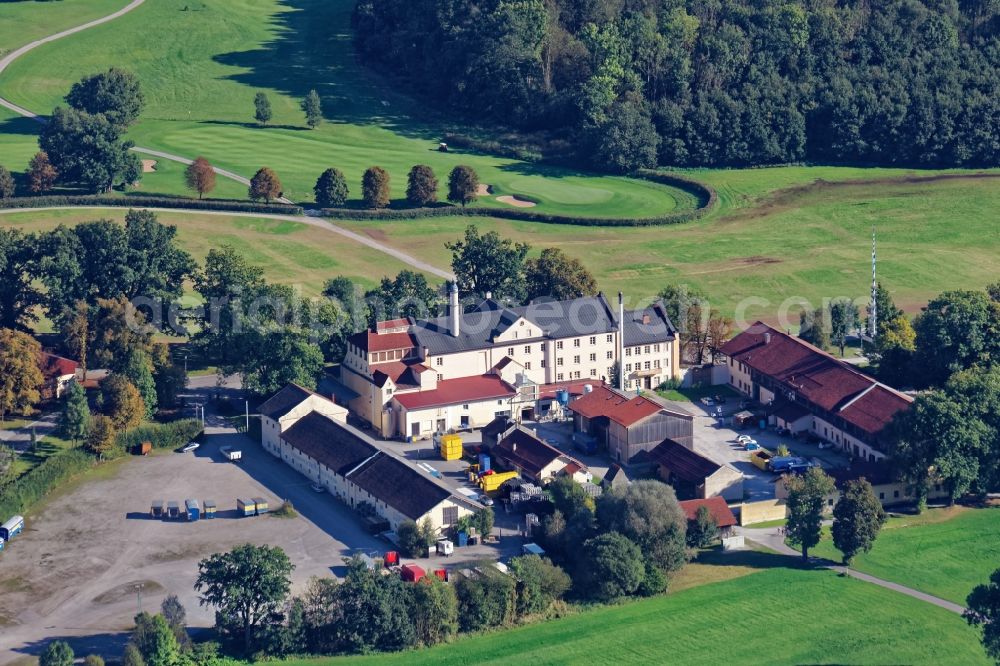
[
  {"xmin": 135, "ymin": 582, "xmax": 145, "ymax": 613},
  {"xmin": 245, "ymin": 400, "xmax": 249, "ymax": 433}
]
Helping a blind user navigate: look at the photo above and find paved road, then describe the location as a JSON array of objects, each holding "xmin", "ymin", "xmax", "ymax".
[
  {"xmin": 0, "ymin": 0, "xmax": 147, "ymax": 118},
  {"xmin": 0, "ymin": 206, "xmax": 454, "ymax": 280},
  {"xmin": 0, "ymin": 412, "xmax": 59, "ymax": 450},
  {"xmin": 740, "ymin": 525, "xmax": 968, "ymax": 615}
]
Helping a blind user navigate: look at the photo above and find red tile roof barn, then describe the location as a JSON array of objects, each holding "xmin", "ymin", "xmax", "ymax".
[
  {"xmin": 720, "ymin": 322, "xmax": 911, "ymax": 435},
  {"xmin": 393, "ymin": 375, "xmax": 515, "ymax": 410},
  {"xmin": 679, "ymin": 497, "xmax": 737, "ymax": 528},
  {"xmin": 567, "ymin": 385, "xmax": 630, "ymax": 419},
  {"xmin": 568, "ymin": 387, "xmax": 664, "ymax": 427},
  {"xmin": 604, "ymin": 396, "xmax": 663, "ymax": 427}
]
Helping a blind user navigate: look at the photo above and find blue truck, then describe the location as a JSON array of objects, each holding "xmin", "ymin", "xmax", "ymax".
[
  {"xmin": 185, "ymin": 499, "xmax": 201, "ymax": 521},
  {"xmin": 0, "ymin": 515, "xmax": 25, "ymax": 542},
  {"xmin": 768, "ymin": 456, "xmax": 811, "ymax": 473}
]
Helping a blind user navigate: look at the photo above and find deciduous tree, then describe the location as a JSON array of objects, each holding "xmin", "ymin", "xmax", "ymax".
[
  {"xmin": 406, "ymin": 164, "xmax": 438, "ymax": 206},
  {"xmin": 454, "ymin": 564, "xmax": 517, "ymax": 631},
  {"xmin": 0, "ymin": 329, "xmax": 44, "ymax": 423},
  {"xmin": 195, "ymin": 544, "xmax": 294, "ymax": 655},
  {"xmin": 131, "ymin": 612, "xmax": 180, "ymax": 666},
  {"xmin": 0, "ymin": 228, "xmax": 42, "ymax": 331},
  {"xmin": 301, "ymin": 89, "xmax": 322, "ymax": 129},
  {"xmin": 185, "ymin": 157, "xmax": 216, "ymax": 199},
  {"xmin": 686, "ymin": 504, "xmax": 719, "ymax": 548},
  {"xmin": 66, "ymin": 67, "xmax": 145, "ymax": 128},
  {"xmin": 102, "ymin": 374, "xmax": 145, "ymax": 430},
  {"xmin": 409, "ymin": 576, "xmax": 459, "ymax": 646},
  {"xmin": 121, "ymin": 347, "xmax": 157, "ymax": 418},
  {"xmin": 364, "ymin": 270, "xmax": 439, "ymax": 324},
  {"xmin": 27, "ymin": 151, "xmax": 58, "ymax": 193},
  {"xmin": 830, "ymin": 298, "xmax": 860, "ymax": 357},
  {"xmin": 785, "ymin": 467, "xmax": 835, "ymax": 560},
  {"xmin": 249, "ymin": 167, "xmax": 282, "ymax": 202},
  {"xmin": 313, "ymin": 168, "xmax": 349, "ymax": 207},
  {"xmin": 397, "ymin": 519, "xmax": 432, "ymax": 557},
  {"xmin": 965, "ymin": 567, "xmax": 1000, "ymax": 663},
  {"xmin": 799, "ymin": 307, "xmax": 830, "ymax": 350},
  {"xmin": 361, "ymin": 166, "xmax": 391, "ymax": 208},
  {"xmin": 446, "ymin": 224, "xmax": 529, "ymax": 302},
  {"xmin": 913, "ymin": 290, "xmax": 1000, "ymax": 387},
  {"xmin": 596, "ymin": 479, "xmax": 687, "ymax": 572},
  {"xmin": 39, "ymin": 641, "xmax": 74, "ymax": 666},
  {"xmin": 508, "ymin": 554, "xmax": 571, "ymax": 616},
  {"xmin": 832, "ymin": 478, "xmax": 886, "ymax": 565},
  {"xmin": 85, "ymin": 414, "xmax": 117, "ymax": 459},
  {"xmin": 0, "ymin": 165, "xmax": 14, "ymax": 199},
  {"xmin": 39, "ymin": 107, "xmax": 141, "ymax": 192},
  {"xmin": 578, "ymin": 532, "xmax": 645, "ymax": 601},
  {"xmin": 524, "ymin": 247, "xmax": 598, "ymax": 302},
  {"xmin": 447, "ymin": 165, "xmax": 479, "ymax": 207},
  {"xmin": 332, "ymin": 558, "xmax": 416, "ymax": 652},
  {"xmin": 254, "ymin": 92, "xmax": 272, "ymax": 126}
]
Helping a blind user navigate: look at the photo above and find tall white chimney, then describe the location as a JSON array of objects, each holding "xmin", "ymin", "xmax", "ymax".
[
  {"xmin": 450, "ymin": 282, "xmax": 460, "ymax": 337},
  {"xmin": 618, "ymin": 291, "xmax": 625, "ymax": 390}
]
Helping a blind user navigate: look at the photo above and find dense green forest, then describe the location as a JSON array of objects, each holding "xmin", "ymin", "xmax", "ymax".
[{"xmin": 352, "ymin": 0, "xmax": 1000, "ymax": 171}]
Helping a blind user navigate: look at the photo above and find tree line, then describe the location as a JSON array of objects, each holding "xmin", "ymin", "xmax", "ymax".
[{"xmin": 353, "ymin": 0, "xmax": 999, "ymax": 172}]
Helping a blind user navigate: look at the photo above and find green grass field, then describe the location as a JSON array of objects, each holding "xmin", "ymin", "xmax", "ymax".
[
  {"xmin": 807, "ymin": 506, "xmax": 1000, "ymax": 605},
  {"xmin": 278, "ymin": 567, "xmax": 988, "ymax": 665},
  {"xmin": 0, "ymin": 0, "xmax": 691, "ymax": 216},
  {"xmin": 0, "ymin": 0, "xmax": 127, "ymax": 54},
  {"xmin": 0, "ymin": 208, "xmax": 428, "ymax": 293}
]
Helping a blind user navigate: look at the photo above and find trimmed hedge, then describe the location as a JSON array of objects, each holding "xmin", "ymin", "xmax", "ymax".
[
  {"xmin": 0, "ymin": 448, "xmax": 93, "ymax": 519},
  {"xmin": 0, "ymin": 195, "xmax": 304, "ymax": 216},
  {"xmin": 116, "ymin": 419, "xmax": 204, "ymax": 454},
  {"xmin": 319, "ymin": 170, "xmax": 718, "ymax": 227}
]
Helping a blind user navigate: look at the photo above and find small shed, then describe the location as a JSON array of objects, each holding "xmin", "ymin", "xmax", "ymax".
[{"xmin": 733, "ymin": 410, "xmax": 756, "ymax": 428}]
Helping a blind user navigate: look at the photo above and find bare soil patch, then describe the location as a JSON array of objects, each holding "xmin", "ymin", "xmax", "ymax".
[
  {"xmin": 476, "ymin": 183, "xmax": 492, "ymax": 196},
  {"xmin": 496, "ymin": 194, "xmax": 536, "ymax": 208},
  {"xmin": 141, "ymin": 159, "xmax": 157, "ymax": 173},
  {"xmin": 363, "ymin": 227, "xmax": 389, "ymax": 243},
  {"xmin": 92, "ymin": 580, "xmax": 164, "ymax": 605}
]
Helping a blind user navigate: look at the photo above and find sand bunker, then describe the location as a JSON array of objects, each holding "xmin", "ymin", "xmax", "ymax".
[
  {"xmin": 141, "ymin": 159, "xmax": 157, "ymax": 173},
  {"xmin": 476, "ymin": 183, "xmax": 493, "ymax": 196},
  {"xmin": 496, "ymin": 194, "xmax": 536, "ymax": 208}
]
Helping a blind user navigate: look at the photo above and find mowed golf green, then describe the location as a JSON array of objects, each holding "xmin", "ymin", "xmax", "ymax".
[
  {"xmin": 808, "ymin": 506, "xmax": 1000, "ymax": 606},
  {"xmin": 0, "ymin": 0, "xmax": 127, "ymax": 54},
  {"xmin": 0, "ymin": 0, "xmax": 691, "ymax": 215},
  {"xmin": 277, "ymin": 567, "xmax": 989, "ymax": 666},
  {"xmin": 0, "ymin": 208, "xmax": 429, "ymax": 293}
]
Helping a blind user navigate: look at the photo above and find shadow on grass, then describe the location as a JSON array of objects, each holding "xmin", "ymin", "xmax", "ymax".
[{"xmin": 211, "ymin": 0, "xmax": 437, "ymax": 139}]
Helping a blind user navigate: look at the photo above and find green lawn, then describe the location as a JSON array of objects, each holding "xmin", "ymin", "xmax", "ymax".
[
  {"xmin": 806, "ymin": 506, "xmax": 1000, "ymax": 606},
  {"xmin": 9, "ymin": 432, "xmax": 77, "ymax": 478},
  {"xmin": 0, "ymin": 0, "xmax": 691, "ymax": 216},
  {"xmin": 0, "ymin": 0, "xmax": 128, "ymax": 54},
  {"xmin": 280, "ymin": 567, "xmax": 989, "ymax": 665},
  {"xmin": 0, "ymin": 207, "xmax": 428, "ymax": 293}
]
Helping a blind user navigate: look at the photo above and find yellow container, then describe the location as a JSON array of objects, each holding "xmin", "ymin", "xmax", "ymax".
[
  {"xmin": 440, "ymin": 434, "xmax": 463, "ymax": 461},
  {"xmin": 479, "ymin": 471, "xmax": 518, "ymax": 492}
]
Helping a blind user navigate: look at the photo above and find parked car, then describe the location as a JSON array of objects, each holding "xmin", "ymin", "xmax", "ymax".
[
  {"xmin": 181, "ymin": 442, "xmax": 199, "ymax": 453},
  {"xmin": 479, "ymin": 494, "xmax": 494, "ymax": 507},
  {"xmin": 310, "ymin": 483, "xmax": 325, "ymax": 493},
  {"xmin": 736, "ymin": 435, "xmax": 754, "ymax": 444},
  {"xmin": 744, "ymin": 442, "xmax": 761, "ymax": 451},
  {"xmin": 818, "ymin": 442, "xmax": 832, "ymax": 450}
]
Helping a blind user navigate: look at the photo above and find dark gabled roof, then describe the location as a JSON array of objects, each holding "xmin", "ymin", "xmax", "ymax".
[
  {"xmin": 720, "ymin": 322, "xmax": 911, "ymax": 435},
  {"xmin": 258, "ymin": 384, "xmax": 315, "ymax": 421},
  {"xmin": 679, "ymin": 497, "xmax": 737, "ymax": 528},
  {"xmin": 493, "ymin": 427, "xmax": 564, "ymax": 477},
  {"xmin": 482, "ymin": 415, "xmax": 515, "ymax": 441},
  {"xmin": 280, "ymin": 412, "xmax": 378, "ymax": 475},
  {"xmin": 347, "ymin": 452, "xmax": 451, "ymax": 520},
  {"xmin": 649, "ymin": 438, "xmax": 722, "ymax": 484},
  {"xmin": 621, "ymin": 301, "xmax": 677, "ymax": 346},
  {"xmin": 411, "ymin": 295, "xmax": 621, "ymax": 355},
  {"xmin": 827, "ymin": 460, "xmax": 898, "ymax": 487},
  {"xmin": 603, "ymin": 463, "xmax": 631, "ymax": 489}
]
